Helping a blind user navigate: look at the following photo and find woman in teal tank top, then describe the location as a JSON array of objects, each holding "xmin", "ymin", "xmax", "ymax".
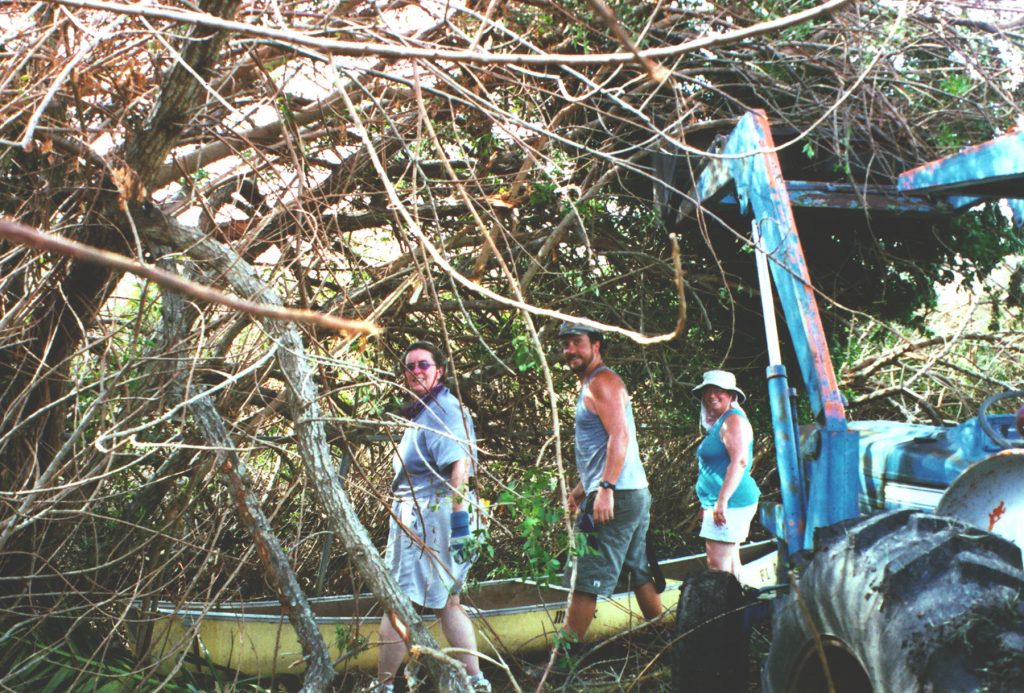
[{"xmin": 692, "ymin": 370, "xmax": 760, "ymax": 576}]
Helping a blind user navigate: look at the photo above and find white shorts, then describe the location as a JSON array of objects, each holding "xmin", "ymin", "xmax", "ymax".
[{"xmin": 699, "ymin": 503, "xmax": 758, "ymax": 544}]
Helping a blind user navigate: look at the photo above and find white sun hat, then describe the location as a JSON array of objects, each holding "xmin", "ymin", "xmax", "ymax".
[{"xmin": 691, "ymin": 369, "xmax": 746, "ymax": 403}]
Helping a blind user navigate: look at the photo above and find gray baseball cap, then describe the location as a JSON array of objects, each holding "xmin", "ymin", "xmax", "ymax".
[{"xmin": 558, "ymin": 321, "xmax": 603, "ymax": 340}]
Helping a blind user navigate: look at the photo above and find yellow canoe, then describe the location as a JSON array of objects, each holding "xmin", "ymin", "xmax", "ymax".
[{"xmin": 129, "ymin": 541, "xmax": 777, "ymax": 677}]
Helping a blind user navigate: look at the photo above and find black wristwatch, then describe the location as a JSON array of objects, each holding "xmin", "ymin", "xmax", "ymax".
[{"xmin": 598, "ymin": 480, "xmax": 616, "ymax": 490}]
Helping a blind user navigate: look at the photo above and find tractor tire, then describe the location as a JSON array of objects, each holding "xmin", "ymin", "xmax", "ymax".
[
  {"xmin": 763, "ymin": 509, "xmax": 1024, "ymax": 693},
  {"xmin": 671, "ymin": 569, "xmax": 749, "ymax": 693}
]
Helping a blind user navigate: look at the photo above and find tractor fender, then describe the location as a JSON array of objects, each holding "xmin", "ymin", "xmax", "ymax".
[{"xmin": 936, "ymin": 450, "xmax": 1024, "ymax": 549}]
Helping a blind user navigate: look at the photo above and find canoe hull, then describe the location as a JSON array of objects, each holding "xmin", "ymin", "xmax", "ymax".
[
  {"xmin": 134, "ymin": 582, "xmax": 673, "ymax": 676},
  {"xmin": 130, "ymin": 541, "xmax": 777, "ymax": 676}
]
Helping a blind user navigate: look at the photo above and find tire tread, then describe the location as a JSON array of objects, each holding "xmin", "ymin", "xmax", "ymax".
[{"xmin": 764, "ymin": 510, "xmax": 1024, "ymax": 693}]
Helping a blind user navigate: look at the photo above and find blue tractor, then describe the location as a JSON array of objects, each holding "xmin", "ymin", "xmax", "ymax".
[{"xmin": 670, "ymin": 111, "xmax": 1024, "ymax": 692}]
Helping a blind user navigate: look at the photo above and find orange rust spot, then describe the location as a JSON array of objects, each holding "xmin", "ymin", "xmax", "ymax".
[{"xmin": 988, "ymin": 501, "xmax": 1006, "ymax": 531}]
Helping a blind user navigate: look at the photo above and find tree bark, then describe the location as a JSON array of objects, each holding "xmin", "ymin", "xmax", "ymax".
[
  {"xmin": 124, "ymin": 0, "xmax": 245, "ymax": 185},
  {"xmin": 189, "ymin": 395, "xmax": 336, "ymax": 690}
]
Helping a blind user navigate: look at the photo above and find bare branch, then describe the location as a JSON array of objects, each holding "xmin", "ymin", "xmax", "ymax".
[
  {"xmin": 50, "ymin": 0, "xmax": 855, "ymax": 67},
  {"xmin": 0, "ymin": 218, "xmax": 378, "ymax": 335}
]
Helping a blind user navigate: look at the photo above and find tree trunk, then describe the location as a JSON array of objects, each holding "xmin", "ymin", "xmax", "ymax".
[{"xmin": 140, "ymin": 207, "xmax": 469, "ymax": 691}]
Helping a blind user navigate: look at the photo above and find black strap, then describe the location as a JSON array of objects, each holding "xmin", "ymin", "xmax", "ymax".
[{"xmin": 647, "ymin": 541, "xmax": 666, "ymax": 594}]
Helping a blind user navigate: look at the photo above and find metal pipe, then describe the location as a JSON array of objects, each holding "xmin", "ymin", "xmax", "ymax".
[
  {"xmin": 754, "ymin": 220, "xmax": 806, "ymax": 556},
  {"xmin": 767, "ymin": 366, "xmax": 806, "ymax": 556},
  {"xmin": 753, "ymin": 220, "xmax": 783, "ymax": 366}
]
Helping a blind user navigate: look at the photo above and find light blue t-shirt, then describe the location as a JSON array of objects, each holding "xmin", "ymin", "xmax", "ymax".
[
  {"xmin": 695, "ymin": 408, "xmax": 760, "ymax": 508},
  {"xmin": 393, "ymin": 387, "xmax": 476, "ymax": 500},
  {"xmin": 574, "ymin": 366, "xmax": 648, "ymax": 493}
]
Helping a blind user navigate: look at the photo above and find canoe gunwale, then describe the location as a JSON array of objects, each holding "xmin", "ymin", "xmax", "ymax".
[
  {"xmin": 137, "ymin": 576, "xmax": 681, "ymax": 624},
  {"xmin": 133, "ymin": 540, "xmax": 777, "ymax": 623}
]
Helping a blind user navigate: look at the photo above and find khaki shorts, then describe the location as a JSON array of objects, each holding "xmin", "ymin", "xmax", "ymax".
[
  {"xmin": 563, "ymin": 487, "xmax": 654, "ymax": 598},
  {"xmin": 699, "ymin": 503, "xmax": 758, "ymax": 543}
]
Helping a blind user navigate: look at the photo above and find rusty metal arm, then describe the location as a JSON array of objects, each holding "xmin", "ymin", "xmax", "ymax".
[{"xmin": 685, "ymin": 110, "xmax": 862, "ymax": 550}]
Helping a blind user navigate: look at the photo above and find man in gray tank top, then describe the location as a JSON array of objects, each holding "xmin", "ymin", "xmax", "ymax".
[{"xmin": 558, "ymin": 321, "xmax": 663, "ymax": 647}]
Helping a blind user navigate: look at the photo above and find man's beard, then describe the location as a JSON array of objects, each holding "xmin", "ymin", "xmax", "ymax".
[{"xmin": 567, "ymin": 353, "xmax": 590, "ymax": 374}]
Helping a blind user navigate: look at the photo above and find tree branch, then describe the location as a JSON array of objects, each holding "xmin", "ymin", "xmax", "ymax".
[
  {"xmin": 52, "ymin": 0, "xmax": 855, "ymax": 68},
  {"xmin": 0, "ymin": 217, "xmax": 377, "ymax": 335}
]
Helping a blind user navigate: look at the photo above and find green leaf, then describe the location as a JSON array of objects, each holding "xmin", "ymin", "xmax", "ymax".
[
  {"xmin": 96, "ymin": 681, "xmax": 128, "ymax": 693},
  {"xmin": 39, "ymin": 665, "xmax": 74, "ymax": 693}
]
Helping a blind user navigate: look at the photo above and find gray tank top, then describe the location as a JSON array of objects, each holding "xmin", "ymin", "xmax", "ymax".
[{"xmin": 574, "ymin": 366, "xmax": 648, "ymax": 493}]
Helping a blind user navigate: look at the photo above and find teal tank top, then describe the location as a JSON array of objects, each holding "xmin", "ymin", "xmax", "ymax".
[{"xmin": 695, "ymin": 408, "xmax": 760, "ymax": 508}]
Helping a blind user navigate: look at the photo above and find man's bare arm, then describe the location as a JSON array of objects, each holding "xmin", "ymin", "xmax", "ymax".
[{"xmin": 587, "ymin": 370, "xmax": 630, "ymax": 523}]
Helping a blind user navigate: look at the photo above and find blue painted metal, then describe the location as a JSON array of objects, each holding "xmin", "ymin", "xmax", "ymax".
[
  {"xmin": 683, "ymin": 110, "xmax": 1024, "ymax": 554},
  {"xmin": 692, "ymin": 142, "xmax": 735, "ymax": 205},
  {"xmin": 898, "ymin": 128, "xmax": 1024, "ymax": 197},
  {"xmin": 850, "ymin": 414, "xmax": 1024, "ymax": 511},
  {"xmin": 695, "ymin": 110, "xmax": 860, "ymax": 546},
  {"xmin": 1010, "ymin": 199, "xmax": 1024, "ymax": 227},
  {"xmin": 765, "ymin": 364, "xmax": 804, "ymax": 556},
  {"xmin": 758, "ymin": 503, "xmax": 786, "ymax": 552},
  {"xmin": 947, "ymin": 195, "xmax": 985, "ymax": 211},
  {"xmin": 718, "ymin": 113, "xmax": 849, "ymax": 431},
  {"xmin": 784, "ymin": 183, "xmax": 940, "ymax": 214}
]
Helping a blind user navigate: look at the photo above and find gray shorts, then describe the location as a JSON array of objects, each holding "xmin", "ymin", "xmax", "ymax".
[
  {"xmin": 385, "ymin": 493, "xmax": 482, "ymax": 610},
  {"xmin": 699, "ymin": 503, "xmax": 757, "ymax": 543},
  {"xmin": 563, "ymin": 487, "xmax": 653, "ymax": 598}
]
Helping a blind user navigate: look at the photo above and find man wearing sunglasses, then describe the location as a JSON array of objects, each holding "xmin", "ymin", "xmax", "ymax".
[
  {"xmin": 375, "ymin": 341, "xmax": 491, "ymax": 693},
  {"xmin": 558, "ymin": 322, "xmax": 662, "ymax": 648}
]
